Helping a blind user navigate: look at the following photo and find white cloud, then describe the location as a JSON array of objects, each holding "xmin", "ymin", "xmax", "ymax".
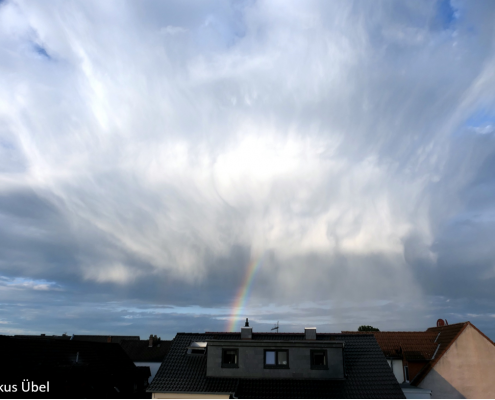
[{"xmin": 1, "ymin": 0, "xmax": 495, "ymax": 335}]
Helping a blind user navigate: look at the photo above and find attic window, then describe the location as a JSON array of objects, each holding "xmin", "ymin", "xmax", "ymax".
[
  {"xmin": 310, "ymin": 349, "xmax": 328, "ymax": 370},
  {"xmin": 221, "ymin": 349, "xmax": 238, "ymax": 368},
  {"xmin": 188, "ymin": 348, "xmax": 206, "ymax": 355},
  {"xmin": 187, "ymin": 341, "xmax": 207, "ymax": 355},
  {"xmin": 264, "ymin": 350, "xmax": 289, "ymax": 369}
]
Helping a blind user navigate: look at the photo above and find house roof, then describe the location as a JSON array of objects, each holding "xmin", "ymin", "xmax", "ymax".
[
  {"xmin": 344, "ymin": 321, "xmax": 495, "ymax": 386},
  {"xmin": 410, "ymin": 322, "xmax": 483, "ymax": 385},
  {"xmin": 148, "ymin": 332, "xmax": 405, "ymax": 399},
  {"xmin": 14, "ymin": 334, "xmax": 140, "ymax": 344},
  {"xmin": 1, "ymin": 335, "xmax": 148, "ymax": 397},
  {"xmin": 341, "ymin": 331, "xmax": 439, "ymax": 361},
  {"xmin": 1, "ymin": 335, "xmax": 137, "ymax": 372},
  {"xmin": 120, "ymin": 339, "xmax": 173, "ymax": 362},
  {"xmin": 343, "ymin": 324, "xmax": 469, "ymax": 364},
  {"xmin": 371, "ymin": 332, "xmax": 439, "ymax": 361},
  {"xmin": 73, "ymin": 335, "xmax": 141, "ymax": 344},
  {"xmin": 377, "ymin": 332, "xmax": 439, "ymax": 361}
]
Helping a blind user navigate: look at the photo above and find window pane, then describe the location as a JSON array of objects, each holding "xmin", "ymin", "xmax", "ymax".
[
  {"xmin": 278, "ymin": 351, "xmax": 288, "ymax": 365},
  {"xmin": 223, "ymin": 350, "xmax": 237, "ymax": 364},
  {"xmin": 266, "ymin": 351, "xmax": 276, "ymax": 365},
  {"xmin": 313, "ymin": 351, "xmax": 326, "ymax": 366}
]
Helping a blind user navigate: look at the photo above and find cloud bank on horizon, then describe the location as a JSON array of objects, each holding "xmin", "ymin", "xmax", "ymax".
[{"xmin": 1, "ymin": 0, "xmax": 495, "ymax": 339}]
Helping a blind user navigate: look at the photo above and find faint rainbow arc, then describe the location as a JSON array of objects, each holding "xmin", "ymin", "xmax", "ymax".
[{"xmin": 226, "ymin": 255, "xmax": 264, "ymax": 332}]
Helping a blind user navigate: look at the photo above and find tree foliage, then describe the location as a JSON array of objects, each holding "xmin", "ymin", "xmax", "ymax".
[{"xmin": 358, "ymin": 325, "xmax": 380, "ymax": 332}]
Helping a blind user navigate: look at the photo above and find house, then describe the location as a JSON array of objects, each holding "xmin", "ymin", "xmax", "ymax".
[
  {"xmin": 346, "ymin": 320, "xmax": 495, "ymax": 399},
  {"xmin": 147, "ymin": 321, "xmax": 405, "ymax": 398},
  {"xmin": 413, "ymin": 321, "xmax": 495, "ymax": 399},
  {"xmin": 0, "ymin": 335, "xmax": 150, "ymax": 398},
  {"xmin": 121, "ymin": 335, "xmax": 173, "ymax": 384},
  {"xmin": 13, "ymin": 333, "xmax": 165, "ymax": 390}
]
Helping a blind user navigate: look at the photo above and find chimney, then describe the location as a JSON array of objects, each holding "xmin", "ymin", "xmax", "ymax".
[
  {"xmin": 241, "ymin": 318, "xmax": 252, "ymax": 340},
  {"xmin": 41, "ymin": 334, "xmax": 45, "ymax": 337},
  {"xmin": 305, "ymin": 327, "xmax": 316, "ymax": 340},
  {"xmin": 107, "ymin": 336, "xmax": 112, "ymax": 343},
  {"xmin": 149, "ymin": 334, "xmax": 154, "ymax": 347}
]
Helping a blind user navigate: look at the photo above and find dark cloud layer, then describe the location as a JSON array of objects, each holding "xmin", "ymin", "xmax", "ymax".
[{"xmin": 1, "ymin": 0, "xmax": 495, "ymax": 340}]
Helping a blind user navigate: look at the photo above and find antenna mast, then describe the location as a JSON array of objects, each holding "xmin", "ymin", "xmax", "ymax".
[{"xmin": 271, "ymin": 321, "xmax": 279, "ymax": 333}]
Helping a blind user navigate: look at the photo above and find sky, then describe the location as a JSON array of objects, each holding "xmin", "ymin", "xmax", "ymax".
[{"xmin": 1, "ymin": 0, "xmax": 495, "ymax": 340}]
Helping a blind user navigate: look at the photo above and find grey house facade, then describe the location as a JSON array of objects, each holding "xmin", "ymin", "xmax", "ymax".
[{"xmin": 148, "ymin": 325, "xmax": 405, "ymax": 398}]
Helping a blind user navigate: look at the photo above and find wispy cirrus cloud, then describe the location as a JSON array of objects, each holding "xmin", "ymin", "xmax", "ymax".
[
  {"xmin": 0, "ymin": 276, "xmax": 63, "ymax": 291},
  {"xmin": 0, "ymin": 0, "xmax": 495, "ymax": 339}
]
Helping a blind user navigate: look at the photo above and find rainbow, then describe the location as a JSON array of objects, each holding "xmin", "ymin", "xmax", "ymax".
[{"xmin": 226, "ymin": 254, "xmax": 264, "ymax": 332}]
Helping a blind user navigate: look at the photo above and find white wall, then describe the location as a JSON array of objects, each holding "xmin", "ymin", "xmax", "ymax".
[
  {"xmin": 388, "ymin": 358, "xmax": 404, "ymax": 383},
  {"xmin": 135, "ymin": 361, "xmax": 162, "ymax": 384}
]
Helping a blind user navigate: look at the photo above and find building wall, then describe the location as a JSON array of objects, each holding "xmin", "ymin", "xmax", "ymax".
[
  {"xmin": 419, "ymin": 324, "xmax": 495, "ymax": 399},
  {"xmin": 393, "ymin": 359, "xmax": 405, "ymax": 383},
  {"xmin": 207, "ymin": 343, "xmax": 344, "ymax": 380},
  {"xmin": 387, "ymin": 359, "xmax": 405, "ymax": 383},
  {"xmin": 135, "ymin": 361, "xmax": 161, "ymax": 383}
]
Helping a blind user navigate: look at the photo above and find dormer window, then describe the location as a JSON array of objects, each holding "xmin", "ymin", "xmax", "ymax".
[
  {"xmin": 264, "ymin": 349, "xmax": 289, "ymax": 368},
  {"xmin": 310, "ymin": 349, "xmax": 328, "ymax": 370},
  {"xmin": 187, "ymin": 341, "xmax": 207, "ymax": 355},
  {"xmin": 221, "ymin": 349, "xmax": 238, "ymax": 368}
]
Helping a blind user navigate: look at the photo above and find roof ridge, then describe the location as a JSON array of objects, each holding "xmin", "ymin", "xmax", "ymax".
[
  {"xmin": 426, "ymin": 321, "xmax": 467, "ymax": 330},
  {"xmin": 465, "ymin": 322, "xmax": 495, "ymax": 346}
]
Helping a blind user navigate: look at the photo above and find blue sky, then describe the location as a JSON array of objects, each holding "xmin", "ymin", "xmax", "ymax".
[{"xmin": 1, "ymin": 0, "xmax": 495, "ymax": 340}]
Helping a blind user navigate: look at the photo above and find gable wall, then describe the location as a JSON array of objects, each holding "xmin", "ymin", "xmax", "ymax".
[{"xmin": 419, "ymin": 324, "xmax": 495, "ymax": 398}]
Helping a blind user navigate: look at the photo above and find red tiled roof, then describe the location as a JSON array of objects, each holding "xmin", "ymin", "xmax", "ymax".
[
  {"xmin": 343, "ymin": 322, "xmax": 482, "ymax": 385},
  {"xmin": 341, "ymin": 331, "xmax": 438, "ymax": 361},
  {"xmin": 375, "ymin": 332, "xmax": 438, "ymax": 360}
]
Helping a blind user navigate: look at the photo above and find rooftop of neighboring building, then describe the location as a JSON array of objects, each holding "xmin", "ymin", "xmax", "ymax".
[
  {"xmin": 120, "ymin": 335, "xmax": 173, "ymax": 362},
  {"xmin": 343, "ymin": 320, "xmax": 495, "ymax": 386},
  {"xmin": 148, "ymin": 327, "xmax": 405, "ymax": 399},
  {"xmin": 14, "ymin": 334, "xmax": 140, "ymax": 344}
]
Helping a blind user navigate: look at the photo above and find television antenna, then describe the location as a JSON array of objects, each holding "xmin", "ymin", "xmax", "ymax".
[{"xmin": 271, "ymin": 321, "xmax": 279, "ymax": 333}]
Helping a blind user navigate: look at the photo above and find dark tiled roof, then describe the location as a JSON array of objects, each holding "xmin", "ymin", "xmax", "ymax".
[
  {"xmin": 148, "ymin": 332, "xmax": 405, "ymax": 398},
  {"xmin": 120, "ymin": 339, "xmax": 173, "ymax": 362},
  {"xmin": 2, "ymin": 336, "xmax": 137, "ymax": 371},
  {"xmin": 0, "ymin": 336, "xmax": 146, "ymax": 397},
  {"xmin": 73, "ymin": 335, "xmax": 140, "ymax": 344},
  {"xmin": 14, "ymin": 334, "xmax": 140, "ymax": 344},
  {"xmin": 14, "ymin": 334, "xmax": 71, "ymax": 340}
]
